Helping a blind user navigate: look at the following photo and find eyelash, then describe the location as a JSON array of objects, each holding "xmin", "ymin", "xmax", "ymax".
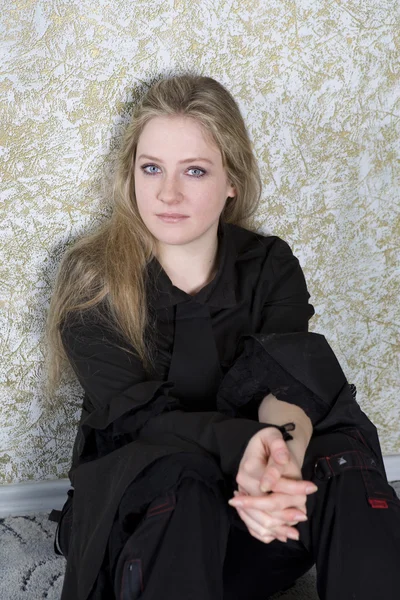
[{"xmin": 140, "ymin": 164, "xmax": 206, "ymax": 178}]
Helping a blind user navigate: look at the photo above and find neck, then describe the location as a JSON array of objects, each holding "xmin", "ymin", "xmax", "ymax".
[{"xmin": 156, "ymin": 224, "xmax": 220, "ymax": 295}]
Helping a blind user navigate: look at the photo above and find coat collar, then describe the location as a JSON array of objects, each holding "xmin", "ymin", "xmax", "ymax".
[{"xmin": 146, "ymin": 219, "xmax": 238, "ymax": 309}]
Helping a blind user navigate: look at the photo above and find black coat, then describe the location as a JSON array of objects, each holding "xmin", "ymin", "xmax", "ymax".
[{"xmin": 57, "ymin": 222, "xmax": 386, "ymax": 599}]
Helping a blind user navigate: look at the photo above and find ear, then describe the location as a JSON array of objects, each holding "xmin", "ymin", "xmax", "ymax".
[{"xmin": 228, "ymin": 182, "xmax": 237, "ymax": 198}]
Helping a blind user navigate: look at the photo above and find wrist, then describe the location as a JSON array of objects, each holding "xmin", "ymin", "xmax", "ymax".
[
  {"xmin": 258, "ymin": 393, "xmax": 313, "ymax": 448},
  {"xmin": 287, "ymin": 436, "xmax": 308, "ymax": 470},
  {"xmin": 289, "ymin": 421, "xmax": 312, "ymax": 450}
]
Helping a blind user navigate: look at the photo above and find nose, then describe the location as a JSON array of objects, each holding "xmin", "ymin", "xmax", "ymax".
[{"xmin": 158, "ymin": 173, "xmax": 183, "ymax": 204}]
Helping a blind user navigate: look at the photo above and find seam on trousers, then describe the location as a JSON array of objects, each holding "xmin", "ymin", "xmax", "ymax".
[
  {"xmin": 146, "ymin": 491, "xmax": 177, "ymax": 518},
  {"xmin": 343, "ymin": 433, "xmax": 400, "ymax": 510}
]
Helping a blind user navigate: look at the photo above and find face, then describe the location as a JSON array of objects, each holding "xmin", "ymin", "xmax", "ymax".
[{"xmin": 134, "ymin": 115, "xmax": 236, "ymax": 250}]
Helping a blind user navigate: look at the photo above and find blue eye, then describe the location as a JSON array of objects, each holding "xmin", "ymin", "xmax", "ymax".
[
  {"xmin": 141, "ymin": 165, "xmax": 161, "ymax": 175},
  {"xmin": 141, "ymin": 164, "xmax": 206, "ymax": 178},
  {"xmin": 188, "ymin": 167, "xmax": 206, "ymax": 177}
]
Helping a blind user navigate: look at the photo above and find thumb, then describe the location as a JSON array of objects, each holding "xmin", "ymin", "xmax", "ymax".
[
  {"xmin": 259, "ymin": 439, "xmax": 289, "ymax": 493},
  {"xmin": 260, "ymin": 454, "xmax": 285, "ymax": 492},
  {"xmin": 273, "ymin": 444, "xmax": 290, "ymax": 465}
]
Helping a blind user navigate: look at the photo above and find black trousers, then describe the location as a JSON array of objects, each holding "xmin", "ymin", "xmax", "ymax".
[{"xmin": 58, "ymin": 430, "xmax": 400, "ymax": 599}]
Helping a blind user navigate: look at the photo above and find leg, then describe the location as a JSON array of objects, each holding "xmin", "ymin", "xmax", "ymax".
[
  {"xmin": 299, "ymin": 430, "xmax": 400, "ymax": 600},
  {"xmin": 112, "ymin": 476, "xmax": 230, "ymax": 600},
  {"xmin": 223, "ymin": 524, "xmax": 314, "ymax": 600}
]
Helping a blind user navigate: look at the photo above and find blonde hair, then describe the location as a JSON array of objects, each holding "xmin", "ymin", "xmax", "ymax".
[{"xmin": 44, "ymin": 72, "xmax": 263, "ymax": 403}]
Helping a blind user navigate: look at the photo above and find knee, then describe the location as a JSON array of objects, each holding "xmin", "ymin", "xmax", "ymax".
[{"xmin": 302, "ymin": 429, "xmax": 378, "ymax": 481}]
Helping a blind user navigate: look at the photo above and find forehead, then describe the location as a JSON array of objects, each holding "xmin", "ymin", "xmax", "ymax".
[{"xmin": 137, "ymin": 115, "xmax": 220, "ymax": 157}]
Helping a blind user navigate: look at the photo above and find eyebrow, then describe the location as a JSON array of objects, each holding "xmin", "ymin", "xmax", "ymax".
[{"xmin": 137, "ymin": 154, "xmax": 214, "ymax": 165}]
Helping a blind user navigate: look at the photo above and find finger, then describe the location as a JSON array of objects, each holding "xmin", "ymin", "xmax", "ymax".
[
  {"xmin": 246, "ymin": 524, "xmax": 277, "ymax": 544},
  {"xmin": 229, "ymin": 492, "xmax": 308, "ymax": 513},
  {"xmin": 235, "ymin": 502, "xmax": 287, "ymax": 531},
  {"xmin": 237, "ymin": 507, "xmax": 300, "ymax": 542},
  {"xmin": 237, "ymin": 503, "xmax": 307, "ymax": 533},
  {"xmin": 237, "ymin": 509, "xmax": 285, "ymax": 537},
  {"xmin": 272, "ymin": 507, "xmax": 308, "ymax": 523},
  {"xmin": 270, "ymin": 438, "xmax": 290, "ymax": 465},
  {"xmin": 271, "ymin": 477, "xmax": 318, "ymax": 497},
  {"xmin": 274, "ymin": 523, "xmax": 300, "ymax": 541},
  {"xmin": 260, "ymin": 458, "xmax": 286, "ymax": 492}
]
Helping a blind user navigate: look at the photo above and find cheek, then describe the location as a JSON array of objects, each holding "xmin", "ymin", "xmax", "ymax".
[{"xmin": 135, "ymin": 182, "xmax": 152, "ymax": 209}]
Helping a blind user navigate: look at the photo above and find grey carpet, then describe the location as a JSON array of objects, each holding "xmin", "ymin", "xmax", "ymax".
[{"xmin": 1, "ymin": 482, "xmax": 399, "ymax": 600}]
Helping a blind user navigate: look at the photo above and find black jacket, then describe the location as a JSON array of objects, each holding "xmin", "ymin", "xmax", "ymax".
[{"xmin": 57, "ymin": 221, "xmax": 385, "ymax": 599}]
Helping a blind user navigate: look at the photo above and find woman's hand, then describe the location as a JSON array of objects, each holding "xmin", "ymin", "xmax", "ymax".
[{"xmin": 228, "ymin": 427, "xmax": 318, "ymax": 543}]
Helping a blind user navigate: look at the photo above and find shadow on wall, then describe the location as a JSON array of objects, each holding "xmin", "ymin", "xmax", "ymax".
[{"xmin": 22, "ymin": 70, "xmax": 190, "ymax": 479}]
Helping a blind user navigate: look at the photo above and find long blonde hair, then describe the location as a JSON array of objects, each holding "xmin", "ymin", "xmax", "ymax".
[{"xmin": 44, "ymin": 72, "xmax": 263, "ymax": 403}]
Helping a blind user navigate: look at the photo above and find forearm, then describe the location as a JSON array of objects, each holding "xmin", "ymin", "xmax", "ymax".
[{"xmin": 258, "ymin": 392, "xmax": 313, "ymax": 462}]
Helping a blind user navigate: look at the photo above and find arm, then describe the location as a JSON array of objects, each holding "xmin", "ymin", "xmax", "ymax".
[
  {"xmin": 216, "ymin": 236, "xmax": 317, "ymax": 426},
  {"xmin": 254, "ymin": 238, "xmax": 314, "ymax": 461},
  {"xmin": 258, "ymin": 392, "xmax": 313, "ymax": 465},
  {"xmin": 60, "ymin": 306, "xmax": 274, "ymax": 475},
  {"xmin": 216, "ymin": 237, "xmax": 384, "ymax": 474},
  {"xmin": 141, "ymin": 238, "xmax": 317, "ymax": 473},
  {"xmin": 257, "ymin": 237, "xmax": 313, "ymax": 455}
]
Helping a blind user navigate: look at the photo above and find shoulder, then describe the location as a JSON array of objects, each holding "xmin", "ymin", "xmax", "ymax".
[{"xmin": 226, "ymin": 222, "xmax": 293, "ymax": 262}]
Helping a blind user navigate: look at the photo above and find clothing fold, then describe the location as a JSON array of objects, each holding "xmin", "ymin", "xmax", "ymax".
[
  {"xmin": 216, "ymin": 331, "xmax": 386, "ymax": 477},
  {"xmin": 54, "ymin": 223, "xmax": 385, "ymax": 600}
]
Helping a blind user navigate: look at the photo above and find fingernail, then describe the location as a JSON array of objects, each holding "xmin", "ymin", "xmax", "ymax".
[
  {"xmin": 260, "ymin": 479, "xmax": 271, "ymax": 492},
  {"xmin": 228, "ymin": 499, "xmax": 243, "ymax": 507},
  {"xmin": 287, "ymin": 531, "xmax": 300, "ymax": 541},
  {"xmin": 306, "ymin": 484, "xmax": 318, "ymax": 493},
  {"xmin": 296, "ymin": 514, "xmax": 308, "ymax": 522},
  {"xmin": 277, "ymin": 451, "xmax": 288, "ymax": 461}
]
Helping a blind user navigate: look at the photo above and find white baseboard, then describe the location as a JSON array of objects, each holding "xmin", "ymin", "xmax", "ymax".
[
  {"xmin": 383, "ymin": 455, "xmax": 400, "ymax": 483},
  {"xmin": 1, "ymin": 456, "xmax": 399, "ymax": 519},
  {"xmin": 0, "ymin": 478, "xmax": 71, "ymax": 518}
]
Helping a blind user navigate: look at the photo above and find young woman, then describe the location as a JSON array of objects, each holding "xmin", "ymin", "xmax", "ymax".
[{"xmin": 46, "ymin": 74, "xmax": 400, "ymax": 600}]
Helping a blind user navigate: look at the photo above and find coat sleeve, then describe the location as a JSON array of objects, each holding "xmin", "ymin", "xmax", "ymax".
[
  {"xmin": 60, "ymin": 307, "xmax": 275, "ymax": 476},
  {"xmin": 212, "ymin": 239, "xmax": 385, "ymax": 472},
  {"xmin": 216, "ymin": 236, "xmax": 316, "ymax": 421},
  {"xmin": 257, "ymin": 236, "xmax": 315, "ymax": 334},
  {"xmin": 59, "ymin": 308, "xmax": 185, "ymax": 463},
  {"xmin": 213, "ymin": 237, "xmax": 353, "ymax": 424}
]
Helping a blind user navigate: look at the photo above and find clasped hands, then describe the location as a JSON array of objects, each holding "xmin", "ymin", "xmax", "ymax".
[{"xmin": 228, "ymin": 427, "xmax": 318, "ymax": 544}]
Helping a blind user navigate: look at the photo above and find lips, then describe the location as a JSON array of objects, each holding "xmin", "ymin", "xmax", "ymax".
[
  {"xmin": 157, "ymin": 214, "xmax": 188, "ymax": 218},
  {"xmin": 157, "ymin": 214, "xmax": 189, "ymax": 223}
]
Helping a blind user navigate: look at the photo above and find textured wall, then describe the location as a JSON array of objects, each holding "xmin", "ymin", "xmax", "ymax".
[{"xmin": 1, "ymin": 0, "xmax": 399, "ymax": 484}]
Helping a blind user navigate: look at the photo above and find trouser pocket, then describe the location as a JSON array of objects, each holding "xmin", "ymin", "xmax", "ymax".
[{"xmin": 113, "ymin": 490, "xmax": 176, "ymax": 600}]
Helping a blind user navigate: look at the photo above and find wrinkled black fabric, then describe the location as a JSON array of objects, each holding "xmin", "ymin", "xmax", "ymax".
[
  {"xmin": 216, "ymin": 337, "xmax": 322, "ymax": 423},
  {"xmin": 59, "ymin": 221, "xmax": 315, "ymax": 476},
  {"xmin": 51, "ymin": 221, "xmax": 387, "ymax": 600}
]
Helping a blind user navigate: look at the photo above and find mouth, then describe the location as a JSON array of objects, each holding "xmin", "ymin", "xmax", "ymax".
[
  {"xmin": 156, "ymin": 214, "xmax": 189, "ymax": 222},
  {"xmin": 157, "ymin": 213, "xmax": 188, "ymax": 218}
]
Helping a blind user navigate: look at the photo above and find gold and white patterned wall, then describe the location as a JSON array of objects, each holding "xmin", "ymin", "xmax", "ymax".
[{"xmin": 1, "ymin": 0, "xmax": 399, "ymax": 484}]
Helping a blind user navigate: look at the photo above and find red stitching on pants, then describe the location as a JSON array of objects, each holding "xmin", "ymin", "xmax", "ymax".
[
  {"xmin": 355, "ymin": 429, "xmax": 369, "ymax": 449},
  {"xmin": 147, "ymin": 492, "xmax": 176, "ymax": 517},
  {"xmin": 147, "ymin": 506, "xmax": 176, "ymax": 517},
  {"xmin": 148, "ymin": 501, "xmax": 170, "ymax": 512},
  {"xmin": 322, "ymin": 456, "xmax": 336, "ymax": 476},
  {"xmin": 343, "ymin": 433, "xmax": 396, "ymax": 502}
]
